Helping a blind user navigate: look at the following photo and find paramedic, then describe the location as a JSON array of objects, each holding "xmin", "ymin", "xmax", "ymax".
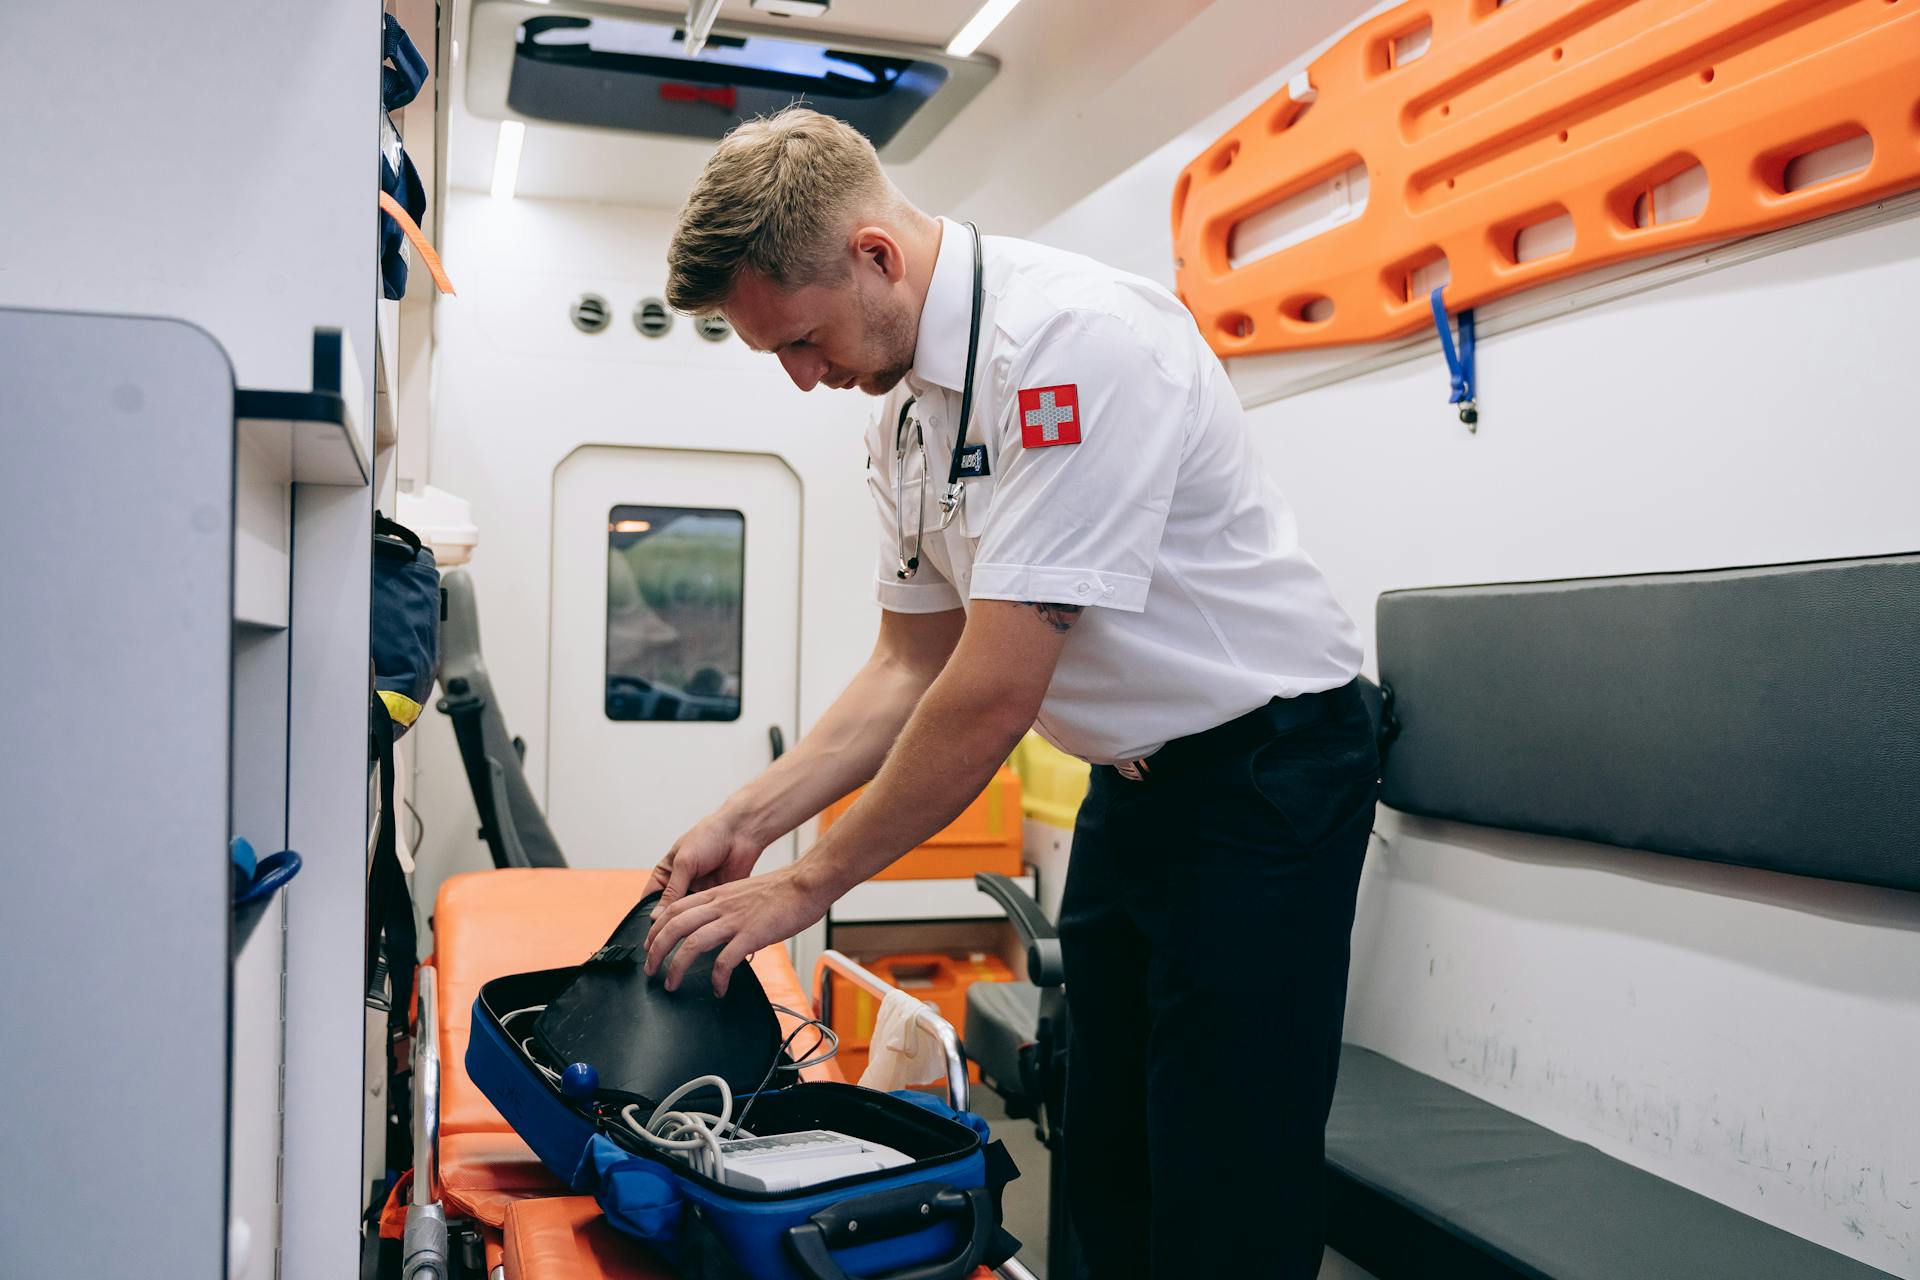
[{"xmin": 641, "ymin": 108, "xmax": 1377, "ymax": 1280}]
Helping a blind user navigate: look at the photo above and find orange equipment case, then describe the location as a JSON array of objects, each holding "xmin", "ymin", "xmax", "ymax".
[
  {"xmin": 824, "ymin": 952, "xmax": 1016, "ymax": 1083},
  {"xmin": 1172, "ymin": 0, "xmax": 1920, "ymax": 356},
  {"xmin": 818, "ymin": 766, "xmax": 1023, "ymax": 881}
]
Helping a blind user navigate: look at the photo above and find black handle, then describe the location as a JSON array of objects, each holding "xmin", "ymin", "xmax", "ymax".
[
  {"xmin": 373, "ymin": 510, "xmax": 423, "ymax": 557},
  {"xmin": 974, "ymin": 873, "xmax": 1064, "ymax": 988},
  {"xmin": 770, "ymin": 725, "xmax": 786, "ymax": 761},
  {"xmin": 786, "ymin": 1185, "xmax": 992, "ymax": 1280}
]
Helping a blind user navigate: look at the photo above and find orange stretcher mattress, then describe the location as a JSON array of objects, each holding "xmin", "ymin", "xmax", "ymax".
[{"xmin": 504, "ymin": 1197, "xmax": 676, "ymax": 1280}]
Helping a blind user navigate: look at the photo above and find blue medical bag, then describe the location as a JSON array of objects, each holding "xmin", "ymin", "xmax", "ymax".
[{"xmin": 467, "ymin": 901, "xmax": 1020, "ymax": 1280}]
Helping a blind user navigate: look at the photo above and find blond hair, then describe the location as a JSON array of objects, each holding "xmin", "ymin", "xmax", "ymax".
[{"xmin": 667, "ymin": 108, "xmax": 891, "ymax": 315}]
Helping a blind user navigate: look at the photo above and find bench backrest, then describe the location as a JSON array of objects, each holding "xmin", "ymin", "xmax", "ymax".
[{"xmin": 1376, "ymin": 554, "xmax": 1920, "ymax": 891}]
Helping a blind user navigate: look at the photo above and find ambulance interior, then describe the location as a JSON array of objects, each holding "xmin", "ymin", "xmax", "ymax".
[{"xmin": 3, "ymin": 1, "xmax": 1917, "ymax": 1278}]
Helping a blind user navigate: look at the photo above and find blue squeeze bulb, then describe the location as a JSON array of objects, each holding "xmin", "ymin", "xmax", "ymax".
[
  {"xmin": 230, "ymin": 837, "xmax": 258, "ymax": 898},
  {"xmin": 560, "ymin": 1062, "xmax": 599, "ymax": 1101}
]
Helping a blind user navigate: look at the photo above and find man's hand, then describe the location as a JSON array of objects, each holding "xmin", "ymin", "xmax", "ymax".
[
  {"xmin": 644, "ymin": 811, "xmax": 766, "ymax": 921},
  {"xmin": 643, "ymin": 862, "xmax": 835, "ymax": 996}
]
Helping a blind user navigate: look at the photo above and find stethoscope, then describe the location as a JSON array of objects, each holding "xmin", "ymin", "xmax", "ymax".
[{"xmin": 895, "ymin": 221, "xmax": 985, "ymax": 580}]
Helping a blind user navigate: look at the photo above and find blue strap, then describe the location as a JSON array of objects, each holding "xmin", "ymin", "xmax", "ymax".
[{"xmin": 1429, "ymin": 286, "xmax": 1475, "ymax": 408}]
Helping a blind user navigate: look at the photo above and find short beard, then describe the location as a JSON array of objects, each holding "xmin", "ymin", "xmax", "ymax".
[{"xmin": 856, "ymin": 285, "xmax": 916, "ymax": 395}]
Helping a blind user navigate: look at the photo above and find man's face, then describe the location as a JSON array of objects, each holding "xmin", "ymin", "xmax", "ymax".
[{"xmin": 723, "ymin": 257, "xmax": 917, "ymax": 397}]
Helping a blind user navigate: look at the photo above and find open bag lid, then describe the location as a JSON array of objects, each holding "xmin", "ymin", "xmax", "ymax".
[{"xmin": 532, "ymin": 892, "xmax": 783, "ymax": 1106}]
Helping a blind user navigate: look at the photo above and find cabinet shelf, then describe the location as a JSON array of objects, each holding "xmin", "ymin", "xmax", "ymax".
[
  {"xmin": 235, "ymin": 328, "xmax": 369, "ymax": 488},
  {"xmin": 236, "ymin": 389, "xmax": 368, "ymax": 487},
  {"xmin": 830, "ymin": 873, "xmax": 1037, "ymax": 924},
  {"xmin": 232, "ymin": 329, "xmax": 368, "ymax": 628}
]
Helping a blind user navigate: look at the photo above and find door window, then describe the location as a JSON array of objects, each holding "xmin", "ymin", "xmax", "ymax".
[{"xmin": 606, "ymin": 504, "xmax": 744, "ymax": 722}]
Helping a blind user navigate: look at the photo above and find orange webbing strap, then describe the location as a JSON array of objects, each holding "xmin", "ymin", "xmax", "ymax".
[
  {"xmin": 379, "ymin": 190, "xmax": 456, "ymax": 295},
  {"xmin": 378, "ymin": 1170, "xmax": 414, "ymax": 1240},
  {"xmin": 1172, "ymin": 0, "xmax": 1920, "ymax": 356}
]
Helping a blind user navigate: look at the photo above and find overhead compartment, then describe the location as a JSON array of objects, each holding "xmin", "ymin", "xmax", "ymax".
[{"xmin": 465, "ymin": 0, "xmax": 997, "ymax": 161}]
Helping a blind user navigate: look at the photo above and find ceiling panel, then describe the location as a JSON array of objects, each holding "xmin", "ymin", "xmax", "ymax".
[
  {"xmin": 543, "ymin": 0, "xmax": 982, "ymax": 47},
  {"xmin": 444, "ymin": 0, "xmax": 1367, "ymax": 244}
]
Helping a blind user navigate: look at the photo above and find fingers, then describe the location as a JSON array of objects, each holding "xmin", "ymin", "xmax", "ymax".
[
  {"xmin": 643, "ymin": 854, "xmax": 674, "ymax": 899},
  {"xmin": 710, "ymin": 936, "xmax": 756, "ymax": 998},
  {"xmin": 644, "ymin": 895, "xmax": 720, "ymax": 976},
  {"xmin": 663, "ymin": 920, "xmax": 738, "ymax": 993},
  {"xmin": 644, "ymin": 852, "xmax": 699, "ymax": 955},
  {"xmin": 661, "ymin": 846, "xmax": 697, "ymax": 911}
]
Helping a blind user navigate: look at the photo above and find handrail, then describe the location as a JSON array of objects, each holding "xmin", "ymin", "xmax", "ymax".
[
  {"xmin": 412, "ymin": 963, "xmax": 439, "ymax": 1202},
  {"xmin": 402, "ymin": 964, "xmax": 448, "ymax": 1280},
  {"xmin": 816, "ymin": 950, "xmax": 969, "ymax": 1113}
]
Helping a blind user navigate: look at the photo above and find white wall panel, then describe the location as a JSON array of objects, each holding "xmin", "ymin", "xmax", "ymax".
[{"xmin": 414, "ymin": 193, "xmax": 881, "ymax": 901}]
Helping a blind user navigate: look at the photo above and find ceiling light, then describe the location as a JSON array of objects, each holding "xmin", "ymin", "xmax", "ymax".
[
  {"xmin": 751, "ymin": 0, "xmax": 830, "ymax": 15},
  {"xmin": 610, "ymin": 520, "xmax": 653, "ymax": 534},
  {"xmin": 491, "ymin": 121, "xmax": 525, "ymax": 200},
  {"xmin": 946, "ymin": 0, "xmax": 1025, "ymax": 57}
]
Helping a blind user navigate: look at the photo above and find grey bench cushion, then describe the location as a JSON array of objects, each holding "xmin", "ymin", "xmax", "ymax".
[
  {"xmin": 1377, "ymin": 554, "xmax": 1920, "ymax": 891},
  {"xmin": 1327, "ymin": 1048, "xmax": 1888, "ymax": 1280}
]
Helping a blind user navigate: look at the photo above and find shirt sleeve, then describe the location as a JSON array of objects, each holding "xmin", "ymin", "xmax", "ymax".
[
  {"xmin": 865, "ymin": 404, "xmax": 964, "ymax": 614},
  {"xmin": 969, "ymin": 310, "xmax": 1189, "ymax": 614}
]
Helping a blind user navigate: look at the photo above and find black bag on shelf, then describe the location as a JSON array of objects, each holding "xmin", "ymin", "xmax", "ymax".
[{"xmin": 379, "ymin": 13, "xmax": 430, "ymax": 300}]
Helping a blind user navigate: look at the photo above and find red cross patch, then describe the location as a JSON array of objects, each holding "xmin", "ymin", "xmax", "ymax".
[{"xmin": 1018, "ymin": 384, "xmax": 1082, "ymax": 449}]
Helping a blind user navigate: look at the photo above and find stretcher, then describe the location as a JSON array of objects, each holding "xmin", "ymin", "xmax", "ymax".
[{"xmin": 401, "ymin": 867, "xmax": 1036, "ymax": 1280}]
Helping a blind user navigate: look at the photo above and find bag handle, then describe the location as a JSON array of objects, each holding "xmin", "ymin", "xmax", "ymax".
[
  {"xmin": 374, "ymin": 510, "xmax": 422, "ymax": 557},
  {"xmin": 785, "ymin": 1185, "xmax": 993, "ymax": 1280}
]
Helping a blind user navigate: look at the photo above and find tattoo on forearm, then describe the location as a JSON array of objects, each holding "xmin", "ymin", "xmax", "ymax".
[{"xmin": 1022, "ymin": 601, "xmax": 1084, "ymax": 633}]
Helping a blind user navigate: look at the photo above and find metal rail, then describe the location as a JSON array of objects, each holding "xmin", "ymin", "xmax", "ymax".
[
  {"xmin": 403, "ymin": 964, "xmax": 447, "ymax": 1280},
  {"xmin": 816, "ymin": 949, "xmax": 969, "ymax": 1113}
]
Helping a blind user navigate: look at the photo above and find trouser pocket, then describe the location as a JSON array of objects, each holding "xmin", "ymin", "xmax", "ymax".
[{"xmin": 1244, "ymin": 708, "xmax": 1379, "ymax": 853}]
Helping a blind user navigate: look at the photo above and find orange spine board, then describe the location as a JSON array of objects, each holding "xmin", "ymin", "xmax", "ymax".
[{"xmin": 1171, "ymin": 0, "xmax": 1920, "ymax": 356}]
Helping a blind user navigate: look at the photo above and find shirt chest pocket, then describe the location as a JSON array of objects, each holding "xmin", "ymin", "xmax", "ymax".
[{"xmin": 956, "ymin": 470, "xmax": 996, "ymax": 540}]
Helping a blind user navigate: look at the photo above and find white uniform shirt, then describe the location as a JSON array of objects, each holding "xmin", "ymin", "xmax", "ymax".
[{"xmin": 866, "ymin": 218, "xmax": 1362, "ymax": 765}]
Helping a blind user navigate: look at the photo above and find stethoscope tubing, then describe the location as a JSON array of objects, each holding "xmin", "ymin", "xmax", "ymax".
[{"xmin": 895, "ymin": 222, "xmax": 985, "ymax": 578}]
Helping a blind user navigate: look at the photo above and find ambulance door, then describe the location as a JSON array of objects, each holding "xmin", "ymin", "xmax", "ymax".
[{"xmin": 548, "ymin": 446, "xmax": 802, "ymax": 868}]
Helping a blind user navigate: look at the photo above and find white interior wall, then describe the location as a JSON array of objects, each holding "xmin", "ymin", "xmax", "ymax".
[
  {"xmin": 413, "ymin": 191, "xmax": 883, "ymax": 898},
  {"xmin": 1026, "ymin": 51, "xmax": 1920, "ymax": 1280}
]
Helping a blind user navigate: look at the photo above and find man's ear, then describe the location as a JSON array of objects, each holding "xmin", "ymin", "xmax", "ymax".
[{"xmin": 851, "ymin": 226, "xmax": 908, "ymax": 285}]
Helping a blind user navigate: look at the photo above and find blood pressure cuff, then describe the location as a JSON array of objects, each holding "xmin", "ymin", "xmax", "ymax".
[
  {"xmin": 533, "ymin": 893, "xmax": 783, "ymax": 1105},
  {"xmin": 372, "ymin": 512, "xmax": 440, "ymax": 736}
]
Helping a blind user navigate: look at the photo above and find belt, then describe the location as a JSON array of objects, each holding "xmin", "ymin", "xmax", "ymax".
[{"xmin": 1109, "ymin": 682, "xmax": 1355, "ymax": 783}]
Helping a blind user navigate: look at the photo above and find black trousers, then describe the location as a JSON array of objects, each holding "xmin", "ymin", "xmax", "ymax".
[{"xmin": 1059, "ymin": 680, "xmax": 1379, "ymax": 1279}]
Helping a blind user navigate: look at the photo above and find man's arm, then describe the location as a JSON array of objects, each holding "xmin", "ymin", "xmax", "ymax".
[
  {"xmin": 645, "ymin": 606, "xmax": 966, "ymax": 911},
  {"xmin": 645, "ymin": 599, "xmax": 1082, "ymax": 992}
]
